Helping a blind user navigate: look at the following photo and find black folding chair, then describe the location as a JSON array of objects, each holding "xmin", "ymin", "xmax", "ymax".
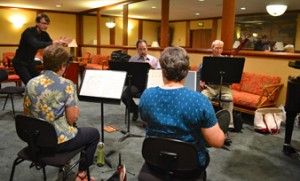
[
  {"xmin": 0, "ymin": 69, "xmax": 24, "ymax": 118},
  {"xmin": 138, "ymin": 137, "xmax": 209, "ymax": 181},
  {"xmin": 9, "ymin": 115, "xmax": 90, "ymax": 181}
]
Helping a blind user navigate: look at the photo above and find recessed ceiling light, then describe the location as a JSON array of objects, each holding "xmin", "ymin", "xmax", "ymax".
[
  {"xmin": 195, "ymin": 13, "xmax": 200, "ymax": 15},
  {"xmin": 152, "ymin": 6, "xmax": 156, "ymax": 9},
  {"xmin": 199, "ymin": 0, "xmax": 205, "ymax": 2},
  {"xmin": 56, "ymin": 4, "xmax": 62, "ymax": 8},
  {"xmin": 240, "ymin": 7, "xmax": 246, "ymax": 10}
]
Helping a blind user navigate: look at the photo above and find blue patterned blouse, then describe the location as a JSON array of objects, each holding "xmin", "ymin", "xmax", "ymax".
[
  {"xmin": 23, "ymin": 70, "xmax": 78, "ymax": 144},
  {"xmin": 139, "ymin": 86, "xmax": 218, "ymax": 166}
]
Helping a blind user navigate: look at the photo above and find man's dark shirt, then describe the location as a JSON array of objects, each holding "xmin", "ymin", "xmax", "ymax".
[
  {"xmin": 14, "ymin": 26, "xmax": 52, "ymax": 64},
  {"xmin": 254, "ymin": 40, "xmax": 269, "ymax": 51}
]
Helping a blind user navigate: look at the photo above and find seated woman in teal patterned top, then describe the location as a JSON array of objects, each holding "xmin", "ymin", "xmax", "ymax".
[
  {"xmin": 139, "ymin": 46, "xmax": 225, "ymax": 167},
  {"xmin": 23, "ymin": 44, "xmax": 99, "ymax": 181}
]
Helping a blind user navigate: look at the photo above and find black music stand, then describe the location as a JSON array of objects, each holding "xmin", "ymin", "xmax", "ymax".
[
  {"xmin": 78, "ymin": 69, "xmax": 127, "ymax": 167},
  {"xmin": 109, "ymin": 61, "xmax": 150, "ymax": 142},
  {"xmin": 200, "ymin": 56, "xmax": 245, "ymax": 106}
]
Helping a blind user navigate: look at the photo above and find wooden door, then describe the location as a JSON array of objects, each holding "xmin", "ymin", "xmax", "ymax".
[{"xmin": 191, "ymin": 29, "xmax": 212, "ymax": 48}]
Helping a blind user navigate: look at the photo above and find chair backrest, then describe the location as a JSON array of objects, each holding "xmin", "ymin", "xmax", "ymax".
[
  {"xmin": 15, "ymin": 115, "xmax": 58, "ymax": 157},
  {"xmin": 90, "ymin": 54, "xmax": 110, "ymax": 64},
  {"xmin": 142, "ymin": 137, "xmax": 206, "ymax": 178},
  {"xmin": 216, "ymin": 109, "xmax": 230, "ymax": 134},
  {"xmin": 0, "ymin": 68, "xmax": 8, "ymax": 82},
  {"xmin": 81, "ymin": 52, "xmax": 91, "ymax": 63},
  {"xmin": 3, "ymin": 52, "xmax": 15, "ymax": 67}
]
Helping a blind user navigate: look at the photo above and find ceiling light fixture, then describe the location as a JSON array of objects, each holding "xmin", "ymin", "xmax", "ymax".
[
  {"xmin": 266, "ymin": 4, "xmax": 287, "ymax": 16},
  {"xmin": 106, "ymin": 22, "xmax": 116, "ymax": 29}
]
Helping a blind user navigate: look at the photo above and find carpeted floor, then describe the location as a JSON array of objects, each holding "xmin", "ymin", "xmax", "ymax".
[{"xmin": 1, "ymin": 94, "xmax": 300, "ymax": 181}]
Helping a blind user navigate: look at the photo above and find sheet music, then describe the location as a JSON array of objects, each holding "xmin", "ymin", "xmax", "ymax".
[
  {"xmin": 79, "ymin": 70, "xmax": 127, "ymax": 99},
  {"xmin": 147, "ymin": 70, "xmax": 197, "ymax": 91},
  {"xmin": 147, "ymin": 70, "xmax": 164, "ymax": 88}
]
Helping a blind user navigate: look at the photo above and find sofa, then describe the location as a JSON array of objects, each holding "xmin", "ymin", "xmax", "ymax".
[{"xmin": 231, "ymin": 72, "xmax": 283, "ymax": 114}]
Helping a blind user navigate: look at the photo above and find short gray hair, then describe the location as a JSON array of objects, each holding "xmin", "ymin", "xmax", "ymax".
[{"xmin": 159, "ymin": 46, "xmax": 189, "ymax": 82}]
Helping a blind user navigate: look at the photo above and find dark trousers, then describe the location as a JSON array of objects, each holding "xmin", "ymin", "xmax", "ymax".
[
  {"xmin": 55, "ymin": 127, "xmax": 100, "ymax": 171},
  {"xmin": 121, "ymin": 85, "xmax": 140, "ymax": 112},
  {"xmin": 13, "ymin": 59, "xmax": 40, "ymax": 85}
]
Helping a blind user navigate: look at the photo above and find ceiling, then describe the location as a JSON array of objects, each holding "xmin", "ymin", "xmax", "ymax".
[{"xmin": 0, "ymin": 0, "xmax": 299, "ymax": 20}]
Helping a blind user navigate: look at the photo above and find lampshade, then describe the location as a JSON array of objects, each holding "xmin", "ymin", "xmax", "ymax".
[
  {"xmin": 106, "ymin": 22, "xmax": 116, "ymax": 29},
  {"xmin": 68, "ymin": 39, "xmax": 78, "ymax": 47},
  {"xmin": 232, "ymin": 40, "xmax": 240, "ymax": 49},
  {"xmin": 151, "ymin": 41, "xmax": 160, "ymax": 47},
  {"xmin": 266, "ymin": 4, "xmax": 287, "ymax": 16},
  {"xmin": 273, "ymin": 42, "xmax": 284, "ymax": 51}
]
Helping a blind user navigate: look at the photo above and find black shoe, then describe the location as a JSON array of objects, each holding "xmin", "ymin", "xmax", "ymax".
[
  {"xmin": 132, "ymin": 110, "xmax": 138, "ymax": 122},
  {"xmin": 132, "ymin": 114, "xmax": 139, "ymax": 122},
  {"xmin": 283, "ymin": 144, "xmax": 296, "ymax": 155}
]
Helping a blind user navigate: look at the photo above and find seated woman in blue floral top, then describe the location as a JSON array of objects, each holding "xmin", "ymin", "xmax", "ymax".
[
  {"xmin": 139, "ymin": 46, "xmax": 225, "ymax": 167},
  {"xmin": 23, "ymin": 44, "xmax": 99, "ymax": 181}
]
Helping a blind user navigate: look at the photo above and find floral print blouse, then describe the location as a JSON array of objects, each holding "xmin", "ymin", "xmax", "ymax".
[{"xmin": 23, "ymin": 70, "xmax": 78, "ymax": 144}]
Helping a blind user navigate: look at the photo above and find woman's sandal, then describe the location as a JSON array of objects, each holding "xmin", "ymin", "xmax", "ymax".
[{"xmin": 76, "ymin": 172, "xmax": 96, "ymax": 181}]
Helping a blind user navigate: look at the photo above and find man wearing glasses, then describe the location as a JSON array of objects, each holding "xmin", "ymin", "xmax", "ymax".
[
  {"xmin": 121, "ymin": 39, "xmax": 160, "ymax": 122},
  {"xmin": 13, "ymin": 13, "xmax": 71, "ymax": 85}
]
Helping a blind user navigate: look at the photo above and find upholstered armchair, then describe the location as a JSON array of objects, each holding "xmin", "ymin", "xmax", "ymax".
[
  {"xmin": 77, "ymin": 52, "xmax": 91, "ymax": 67},
  {"xmin": 85, "ymin": 54, "xmax": 110, "ymax": 70},
  {"xmin": 2, "ymin": 52, "xmax": 15, "ymax": 67},
  {"xmin": 1, "ymin": 52, "xmax": 22, "ymax": 87}
]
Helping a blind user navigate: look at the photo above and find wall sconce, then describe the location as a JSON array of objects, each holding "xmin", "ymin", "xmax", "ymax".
[
  {"xmin": 9, "ymin": 15, "xmax": 25, "ymax": 28},
  {"xmin": 266, "ymin": 4, "xmax": 287, "ymax": 16},
  {"xmin": 151, "ymin": 41, "xmax": 160, "ymax": 48},
  {"xmin": 68, "ymin": 39, "xmax": 78, "ymax": 57}
]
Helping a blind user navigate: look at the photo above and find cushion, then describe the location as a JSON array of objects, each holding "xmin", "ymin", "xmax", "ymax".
[
  {"xmin": 232, "ymin": 90, "xmax": 270, "ymax": 109},
  {"xmin": 239, "ymin": 72, "xmax": 281, "ymax": 95}
]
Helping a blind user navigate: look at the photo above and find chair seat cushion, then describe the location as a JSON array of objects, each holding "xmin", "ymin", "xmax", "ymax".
[
  {"xmin": 18, "ymin": 146, "xmax": 84, "ymax": 167},
  {"xmin": 232, "ymin": 90, "xmax": 269, "ymax": 109},
  {"xmin": 8, "ymin": 74, "xmax": 20, "ymax": 80},
  {"xmin": 0, "ymin": 86, "xmax": 24, "ymax": 94}
]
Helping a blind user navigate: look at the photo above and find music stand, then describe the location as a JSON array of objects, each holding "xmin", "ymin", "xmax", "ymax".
[
  {"xmin": 200, "ymin": 56, "xmax": 245, "ymax": 106},
  {"xmin": 78, "ymin": 69, "xmax": 127, "ymax": 167},
  {"xmin": 109, "ymin": 61, "xmax": 150, "ymax": 142}
]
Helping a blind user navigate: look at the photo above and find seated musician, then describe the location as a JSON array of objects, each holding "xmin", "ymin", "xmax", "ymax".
[
  {"xmin": 197, "ymin": 40, "xmax": 234, "ymax": 128},
  {"xmin": 139, "ymin": 46, "xmax": 225, "ymax": 167}
]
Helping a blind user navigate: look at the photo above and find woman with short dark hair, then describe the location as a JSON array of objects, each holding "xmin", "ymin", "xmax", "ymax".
[{"xmin": 139, "ymin": 46, "xmax": 225, "ymax": 167}]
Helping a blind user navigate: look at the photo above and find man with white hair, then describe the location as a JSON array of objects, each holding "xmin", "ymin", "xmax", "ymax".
[{"xmin": 198, "ymin": 40, "xmax": 234, "ymax": 129}]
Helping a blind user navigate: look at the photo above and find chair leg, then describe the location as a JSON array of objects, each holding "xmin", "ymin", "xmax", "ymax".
[
  {"xmin": 10, "ymin": 94, "xmax": 16, "ymax": 118},
  {"xmin": 9, "ymin": 157, "xmax": 25, "ymax": 181},
  {"xmin": 42, "ymin": 167, "xmax": 47, "ymax": 181},
  {"xmin": 2, "ymin": 94, "xmax": 9, "ymax": 110}
]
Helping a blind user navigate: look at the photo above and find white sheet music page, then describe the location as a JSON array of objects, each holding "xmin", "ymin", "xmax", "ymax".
[
  {"xmin": 79, "ymin": 70, "xmax": 127, "ymax": 99},
  {"xmin": 147, "ymin": 69, "xmax": 164, "ymax": 88},
  {"xmin": 147, "ymin": 70, "xmax": 197, "ymax": 91}
]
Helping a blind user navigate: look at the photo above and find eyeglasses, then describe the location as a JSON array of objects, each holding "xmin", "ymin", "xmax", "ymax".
[{"xmin": 39, "ymin": 22, "xmax": 49, "ymax": 25}]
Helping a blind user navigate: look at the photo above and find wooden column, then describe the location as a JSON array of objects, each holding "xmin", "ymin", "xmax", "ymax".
[
  {"xmin": 96, "ymin": 10, "xmax": 101, "ymax": 54},
  {"xmin": 221, "ymin": 0, "xmax": 235, "ymax": 51},
  {"xmin": 160, "ymin": 0, "xmax": 169, "ymax": 47},
  {"xmin": 123, "ymin": 4, "xmax": 129, "ymax": 48},
  {"xmin": 110, "ymin": 27, "xmax": 115, "ymax": 45},
  {"xmin": 138, "ymin": 20, "xmax": 143, "ymax": 40},
  {"xmin": 185, "ymin": 21, "xmax": 190, "ymax": 47}
]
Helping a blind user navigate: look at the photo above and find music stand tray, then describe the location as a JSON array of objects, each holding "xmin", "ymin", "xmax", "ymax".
[
  {"xmin": 109, "ymin": 61, "xmax": 150, "ymax": 142},
  {"xmin": 200, "ymin": 56, "xmax": 245, "ymax": 104}
]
